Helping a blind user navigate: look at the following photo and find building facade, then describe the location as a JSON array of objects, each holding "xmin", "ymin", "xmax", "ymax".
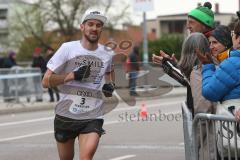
[
  {"xmin": 146, "ymin": 3, "xmax": 236, "ymax": 39},
  {"xmin": 0, "ymin": 0, "xmax": 28, "ymax": 52}
]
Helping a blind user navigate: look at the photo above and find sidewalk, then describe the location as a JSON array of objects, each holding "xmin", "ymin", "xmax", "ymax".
[{"xmin": 0, "ymin": 87, "xmax": 186, "ymax": 115}]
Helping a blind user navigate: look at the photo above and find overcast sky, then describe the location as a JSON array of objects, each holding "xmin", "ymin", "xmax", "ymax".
[
  {"xmin": 23, "ymin": 0, "xmax": 239, "ymax": 26},
  {"xmin": 130, "ymin": 0, "xmax": 239, "ymax": 24}
]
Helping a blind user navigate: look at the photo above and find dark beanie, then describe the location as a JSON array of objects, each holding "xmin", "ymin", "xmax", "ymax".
[
  {"xmin": 211, "ymin": 25, "xmax": 232, "ymax": 49},
  {"xmin": 188, "ymin": 2, "xmax": 214, "ymax": 28}
]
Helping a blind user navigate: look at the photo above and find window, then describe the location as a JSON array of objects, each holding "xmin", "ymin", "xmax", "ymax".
[
  {"xmin": 151, "ymin": 28, "xmax": 156, "ymax": 33},
  {"xmin": 0, "ymin": 9, "xmax": 7, "ymax": 20}
]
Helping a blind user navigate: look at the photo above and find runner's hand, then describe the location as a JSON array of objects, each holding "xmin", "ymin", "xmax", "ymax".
[{"xmin": 73, "ymin": 65, "xmax": 91, "ymax": 81}]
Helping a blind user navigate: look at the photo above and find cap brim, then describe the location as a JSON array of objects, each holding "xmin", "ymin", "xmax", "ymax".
[{"xmin": 82, "ymin": 15, "xmax": 107, "ymax": 25}]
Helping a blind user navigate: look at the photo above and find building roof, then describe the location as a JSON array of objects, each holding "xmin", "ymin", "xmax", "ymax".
[
  {"xmin": 157, "ymin": 12, "xmax": 235, "ymax": 18},
  {"xmin": 157, "ymin": 13, "xmax": 188, "ymax": 18}
]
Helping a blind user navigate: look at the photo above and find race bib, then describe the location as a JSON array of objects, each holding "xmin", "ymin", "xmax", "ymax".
[{"xmin": 68, "ymin": 95, "xmax": 100, "ymax": 114}]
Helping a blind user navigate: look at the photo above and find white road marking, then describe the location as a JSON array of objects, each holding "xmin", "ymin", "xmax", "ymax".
[
  {"xmin": 0, "ymin": 100, "xmax": 182, "ymax": 127},
  {"xmin": 0, "ymin": 120, "xmax": 122, "ymax": 142},
  {"xmin": 109, "ymin": 155, "xmax": 136, "ymax": 160},
  {"xmin": 113, "ymin": 100, "xmax": 183, "ymax": 112},
  {"xmin": 0, "ymin": 114, "xmax": 182, "ymax": 142},
  {"xmin": 0, "ymin": 117, "xmax": 54, "ymax": 127},
  {"xmin": 0, "ymin": 101, "xmax": 182, "ymax": 142},
  {"xmin": 0, "ymin": 131, "xmax": 53, "ymax": 142},
  {"xmin": 178, "ymin": 142, "xmax": 184, "ymax": 146},
  {"xmin": 102, "ymin": 144, "xmax": 184, "ymax": 150}
]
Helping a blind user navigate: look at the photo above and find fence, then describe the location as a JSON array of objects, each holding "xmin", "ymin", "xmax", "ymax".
[
  {"xmin": 0, "ymin": 67, "xmax": 43, "ymax": 103},
  {"xmin": 182, "ymin": 102, "xmax": 240, "ymax": 160}
]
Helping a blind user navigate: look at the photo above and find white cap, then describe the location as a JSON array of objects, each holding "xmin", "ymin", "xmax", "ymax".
[{"xmin": 81, "ymin": 9, "xmax": 107, "ymax": 25}]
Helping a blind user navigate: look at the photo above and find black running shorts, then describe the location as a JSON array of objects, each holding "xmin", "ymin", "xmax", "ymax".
[{"xmin": 54, "ymin": 115, "xmax": 105, "ymax": 143}]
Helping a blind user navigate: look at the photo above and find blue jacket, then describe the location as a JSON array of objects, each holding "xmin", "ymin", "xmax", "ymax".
[{"xmin": 202, "ymin": 49, "xmax": 240, "ymax": 102}]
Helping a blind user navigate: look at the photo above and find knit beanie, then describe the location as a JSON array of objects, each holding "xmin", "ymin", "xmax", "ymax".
[
  {"xmin": 188, "ymin": 2, "xmax": 214, "ymax": 28},
  {"xmin": 211, "ymin": 25, "xmax": 232, "ymax": 49}
]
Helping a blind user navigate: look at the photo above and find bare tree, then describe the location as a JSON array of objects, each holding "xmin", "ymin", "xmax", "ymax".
[
  {"xmin": 9, "ymin": 0, "xmax": 131, "ymax": 51},
  {"xmin": 101, "ymin": 0, "xmax": 131, "ymax": 37},
  {"xmin": 228, "ymin": 16, "xmax": 238, "ymax": 30},
  {"xmin": 101, "ymin": 0, "xmax": 131, "ymax": 26}
]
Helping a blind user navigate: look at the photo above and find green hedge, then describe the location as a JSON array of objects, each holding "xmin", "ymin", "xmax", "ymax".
[
  {"xmin": 17, "ymin": 38, "xmax": 42, "ymax": 61},
  {"xmin": 147, "ymin": 34, "xmax": 184, "ymax": 61}
]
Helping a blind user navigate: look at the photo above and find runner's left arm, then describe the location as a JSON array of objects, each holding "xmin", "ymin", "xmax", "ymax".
[
  {"xmin": 105, "ymin": 69, "xmax": 115, "ymax": 84},
  {"xmin": 102, "ymin": 70, "xmax": 115, "ymax": 97}
]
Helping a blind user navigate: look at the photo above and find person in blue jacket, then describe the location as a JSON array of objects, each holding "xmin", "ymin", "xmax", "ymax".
[
  {"xmin": 197, "ymin": 14, "xmax": 240, "ymax": 113},
  {"xmin": 230, "ymin": 13, "xmax": 240, "ymax": 122},
  {"xmin": 197, "ymin": 13, "xmax": 240, "ymax": 159},
  {"xmin": 197, "ymin": 18, "xmax": 239, "ymax": 103}
]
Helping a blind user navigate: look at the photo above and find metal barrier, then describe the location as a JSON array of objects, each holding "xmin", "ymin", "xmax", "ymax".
[
  {"xmin": 0, "ymin": 67, "xmax": 43, "ymax": 103},
  {"xmin": 182, "ymin": 102, "xmax": 240, "ymax": 160},
  {"xmin": 182, "ymin": 101, "xmax": 194, "ymax": 160}
]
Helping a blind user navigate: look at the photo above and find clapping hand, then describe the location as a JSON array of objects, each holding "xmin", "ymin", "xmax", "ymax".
[
  {"xmin": 235, "ymin": 108, "xmax": 240, "ymax": 122},
  {"xmin": 152, "ymin": 50, "xmax": 177, "ymax": 65},
  {"xmin": 196, "ymin": 48, "xmax": 213, "ymax": 64}
]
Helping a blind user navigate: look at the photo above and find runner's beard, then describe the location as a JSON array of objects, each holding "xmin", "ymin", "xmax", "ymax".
[{"xmin": 84, "ymin": 33, "xmax": 100, "ymax": 43}]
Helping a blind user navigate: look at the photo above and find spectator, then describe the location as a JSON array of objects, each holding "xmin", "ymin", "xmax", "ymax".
[
  {"xmin": 205, "ymin": 25, "xmax": 233, "ymax": 65},
  {"xmin": 197, "ymin": 16, "xmax": 240, "ymax": 159},
  {"xmin": 128, "ymin": 45, "xmax": 140, "ymax": 96},
  {"xmin": 177, "ymin": 33, "xmax": 216, "ymax": 160},
  {"xmin": 152, "ymin": 2, "xmax": 215, "ymax": 65},
  {"xmin": 2, "ymin": 51, "xmax": 17, "ymax": 102},
  {"xmin": 4, "ymin": 51, "xmax": 17, "ymax": 68},
  {"xmin": 32, "ymin": 47, "xmax": 46, "ymax": 74},
  {"xmin": 0, "ymin": 55, "xmax": 5, "ymax": 68},
  {"xmin": 32, "ymin": 47, "xmax": 45, "ymax": 102},
  {"xmin": 45, "ymin": 48, "xmax": 60, "ymax": 102},
  {"xmin": 197, "ymin": 13, "xmax": 240, "ymax": 121},
  {"xmin": 197, "ymin": 27, "xmax": 239, "ymax": 104}
]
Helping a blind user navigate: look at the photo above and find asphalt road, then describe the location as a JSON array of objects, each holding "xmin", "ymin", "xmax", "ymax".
[{"xmin": 0, "ymin": 96, "xmax": 186, "ymax": 160}]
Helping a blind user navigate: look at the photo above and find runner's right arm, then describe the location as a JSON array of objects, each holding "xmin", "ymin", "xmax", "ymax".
[
  {"xmin": 42, "ymin": 69, "xmax": 74, "ymax": 88},
  {"xmin": 42, "ymin": 65, "xmax": 91, "ymax": 88}
]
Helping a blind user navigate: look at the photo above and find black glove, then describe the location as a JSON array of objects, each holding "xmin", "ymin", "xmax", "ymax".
[
  {"xmin": 73, "ymin": 65, "xmax": 91, "ymax": 81},
  {"xmin": 102, "ymin": 82, "xmax": 115, "ymax": 97}
]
